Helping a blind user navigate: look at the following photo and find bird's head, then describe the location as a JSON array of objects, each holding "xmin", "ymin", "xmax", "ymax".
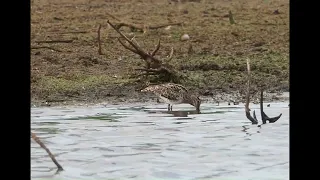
[{"xmin": 189, "ymin": 95, "xmax": 201, "ymax": 112}]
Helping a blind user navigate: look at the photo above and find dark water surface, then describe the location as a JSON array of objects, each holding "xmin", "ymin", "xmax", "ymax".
[{"xmin": 31, "ymin": 102, "xmax": 289, "ymax": 180}]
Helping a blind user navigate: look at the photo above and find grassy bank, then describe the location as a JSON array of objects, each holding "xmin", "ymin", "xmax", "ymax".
[{"xmin": 31, "ymin": 0, "xmax": 289, "ymax": 106}]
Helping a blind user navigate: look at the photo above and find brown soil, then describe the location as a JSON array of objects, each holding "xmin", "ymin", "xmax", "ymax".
[{"xmin": 31, "ymin": 0, "xmax": 289, "ymax": 107}]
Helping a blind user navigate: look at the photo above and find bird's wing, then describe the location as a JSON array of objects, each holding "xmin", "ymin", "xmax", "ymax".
[
  {"xmin": 166, "ymin": 83, "xmax": 189, "ymax": 92},
  {"xmin": 156, "ymin": 83, "xmax": 187, "ymax": 101}
]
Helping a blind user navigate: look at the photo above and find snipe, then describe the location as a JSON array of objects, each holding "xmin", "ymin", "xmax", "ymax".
[{"xmin": 141, "ymin": 83, "xmax": 201, "ymax": 112}]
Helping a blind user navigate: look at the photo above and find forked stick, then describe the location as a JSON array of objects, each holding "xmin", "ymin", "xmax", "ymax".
[
  {"xmin": 106, "ymin": 20, "xmax": 163, "ymax": 66},
  {"xmin": 31, "ymin": 132, "xmax": 63, "ymax": 171},
  {"xmin": 106, "ymin": 20, "xmax": 179, "ymax": 82},
  {"xmin": 107, "ymin": 20, "xmax": 143, "ymax": 53},
  {"xmin": 259, "ymin": 90, "xmax": 282, "ymax": 124},
  {"xmin": 167, "ymin": 47, "xmax": 174, "ymax": 62},
  {"xmin": 245, "ymin": 59, "xmax": 282, "ymax": 125}
]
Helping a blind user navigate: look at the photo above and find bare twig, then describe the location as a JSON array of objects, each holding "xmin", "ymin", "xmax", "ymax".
[
  {"xmin": 31, "ymin": 46, "xmax": 62, "ymax": 52},
  {"xmin": 167, "ymin": 47, "xmax": 174, "ymax": 62},
  {"xmin": 31, "ymin": 132, "xmax": 63, "ymax": 171},
  {"xmin": 108, "ymin": 20, "xmax": 143, "ymax": 52},
  {"xmin": 97, "ymin": 24, "xmax": 103, "ymax": 55},
  {"xmin": 107, "ymin": 20, "xmax": 162, "ymax": 67},
  {"xmin": 131, "ymin": 36, "xmax": 141, "ymax": 48},
  {"xmin": 245, "ymin": 58, "xmax": 258, "ymax": 124},
  {"xmin": 150, "ymin": 39, "xmax": 161, "ymax": 56},
  {"xmin": 35, "ymin": 40, "xmax": 74, "ymax": 44},
  {"xmin": 107, "ymin": 20, "xmax": 182, "ymax": 83},
  {"xmin": 118, "ymin": 38, "xmax": 139, "ymax": 54},
  {"xmin": 105, "ymin": 12, "xmax": 122, "ymax": 22}
]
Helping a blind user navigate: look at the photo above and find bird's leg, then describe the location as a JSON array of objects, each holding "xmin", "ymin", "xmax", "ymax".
[
  {"xmin": 167, "ymin": 104, "xmax": 171, "ymax": 111},
  {"xmin": 170, "ymin": 105, "xmax": 173, "ymax": 111}
]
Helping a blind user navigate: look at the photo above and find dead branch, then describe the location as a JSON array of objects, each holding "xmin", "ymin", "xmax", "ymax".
[
  {"xmin": 97, "ymin": 24, "xmax": 103, "ymax": 55},
  {"xmin": 118, "ymin": 38, "xmax": 139, "ymax": 54},
  {"xmin": 245, "ymin": 58, "xmax": 258, "ymax": 124},
  {"xmin": 108, "ymin": 21, "xmax": 143, "ymax": 51},
  {"xmin": 107, "ymin": 20, "xmax": 183, "ymax": 83},
  {"xmin": 245, "ymin": 58, "xmax": 282, "ymax": 125},
  {"xmin": 107, "ymin": 20, "xmax": 162, "ymax": 68},
  {"xmin": 131, "ymin": 36, "xmax": 140, "ymax": 47},
  {"xmin": 35, "ymin": 40, "xmax": 74, "ymax": 44},
  {"xmin": 31, "ymin": 132, "xmax": 63, "ymax": 171},
  {"xmin": 31, "ymin": 46, "xmax": 62, "ymax": 52},
  {"xmin": 166, "ymin": 47, "xmax": 174, "ymax": 62},
  {"xmin": 106, "ymin": 12, "xmax": 122, "ymax": 22},
  {"xmin": 150, "ymin": 39, "xmax": 161, "ymax": 56}
]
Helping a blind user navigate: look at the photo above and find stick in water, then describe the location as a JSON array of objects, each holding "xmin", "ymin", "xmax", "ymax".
[{"xmin": 31, "ymin": 132, "xmax": 63, "ymax": 171}]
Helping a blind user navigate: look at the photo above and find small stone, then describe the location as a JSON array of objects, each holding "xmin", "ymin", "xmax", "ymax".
[
  {"xmin": 164, "ymin": 26, "xmax": 172, "ymax": 30},
  {"xmin": 180, "ymin": 34, "xmax": 190, "ymax": 41}
]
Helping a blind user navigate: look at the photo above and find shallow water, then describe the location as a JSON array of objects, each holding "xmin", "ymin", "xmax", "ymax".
[{"xmin": 31, "ymin": 102, "xmax": 289, "ymax": 180}]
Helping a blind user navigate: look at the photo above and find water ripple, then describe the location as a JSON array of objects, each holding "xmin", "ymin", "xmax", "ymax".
[{"xmin": 31, "ymin": 102, "xmax": 289, "ymax": 180}]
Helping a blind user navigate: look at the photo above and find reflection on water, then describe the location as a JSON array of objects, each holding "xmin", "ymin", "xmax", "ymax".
[{"xmin": 31, "ymin": 102, "xmax": 289, "ymax": 180}]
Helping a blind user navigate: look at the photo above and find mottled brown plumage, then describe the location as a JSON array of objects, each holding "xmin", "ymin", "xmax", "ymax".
[{"xmin": 141, "ymin": 83, "xmax": 201, "ymax": 111}]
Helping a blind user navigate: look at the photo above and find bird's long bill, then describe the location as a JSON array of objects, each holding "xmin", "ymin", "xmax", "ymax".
[{"xmin": 196, "ymin": 105, "xmax": 201, "ymax": 113}]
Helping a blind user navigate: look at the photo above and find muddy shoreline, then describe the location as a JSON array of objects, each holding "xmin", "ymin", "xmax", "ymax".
[
  {"xmin": 31, "ymin": 85, "xmax": 289, "ymax": 108},
  {"xmin": 31, "ymin": 0, "xmax": 289, "ymax": 108}
]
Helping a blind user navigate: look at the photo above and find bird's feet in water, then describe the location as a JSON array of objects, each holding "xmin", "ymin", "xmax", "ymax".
[
  {"xmin": 228, "ymin": 101, "xmax": 239, "ymax": 105},
  {"xmin": 167, "ymin": 104, "xmax": 173, "ymax": 111}
]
